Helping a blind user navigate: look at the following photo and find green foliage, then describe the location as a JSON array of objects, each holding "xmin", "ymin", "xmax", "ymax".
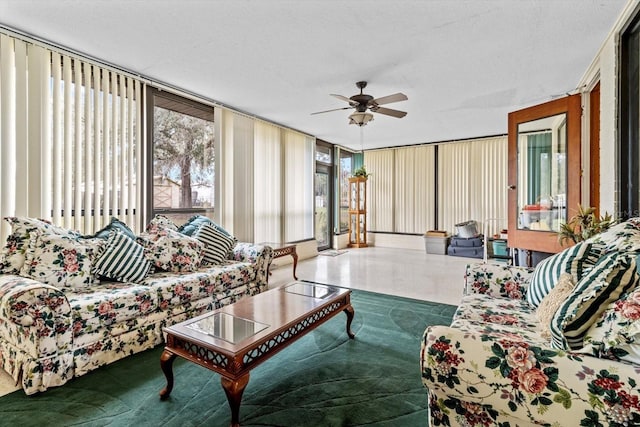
[
  {"xmin": 558, "ymin": 205, "xmax": 615, "ymax": 246},
  {"xmin": 353, "ymin": 165, "xmax": 370, "ymax": 178}
]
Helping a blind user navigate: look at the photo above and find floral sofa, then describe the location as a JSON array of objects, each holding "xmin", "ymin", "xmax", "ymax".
[
  {"xmin": 0, "ymin": 216, "xmax": 273, "ymax": 395},
  {"xmin": 421, "ymin": 218, "xmax": 640, "ymax": 426}
]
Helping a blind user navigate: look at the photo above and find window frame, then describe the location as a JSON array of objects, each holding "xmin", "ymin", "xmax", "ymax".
[{"xmin": 145, "ymin": 87, "xmax": 216, "ymax": 224}]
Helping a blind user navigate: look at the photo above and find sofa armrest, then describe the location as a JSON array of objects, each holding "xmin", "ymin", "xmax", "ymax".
[
  {"xmin": 229, "ymin": 243, "xmax": 274, "ymax": 289},
  {"xmin": 421, "ymin": 325, "xmax": 640, "ymax": 426},
  {"xmin": 0, "ymin": 275, "xmax": 72, "ymax": 357},
  {"xmin": 464, "ymin": 262, "xmax": 532, "ymax": 300}
]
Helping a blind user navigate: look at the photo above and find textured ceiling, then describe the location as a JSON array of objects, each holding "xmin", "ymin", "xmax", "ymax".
[{"xmin": 0, "ymin": 0, "xmax": 629, "ymax": 150}]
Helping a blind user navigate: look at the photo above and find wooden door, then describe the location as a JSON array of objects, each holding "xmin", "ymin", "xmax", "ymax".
[{"xmin": 507, "ymin": 94, "xmax": 581, "ymax": 254}]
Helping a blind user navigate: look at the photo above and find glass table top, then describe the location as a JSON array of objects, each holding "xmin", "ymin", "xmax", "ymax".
[
  {"xmin": 186, "ymin": 312, "xmax": 269, "ymax": 344},
  {"xmin": 284, "ymin": 282, "xmax": 339, "ymax": 299}
]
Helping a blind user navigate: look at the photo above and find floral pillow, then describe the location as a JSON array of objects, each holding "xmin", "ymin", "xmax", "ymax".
[
  {"xmin": 139, "ymin": 227, "xmax": 204, "ymax": 273},
  {"xmin": 580, "ymin": 287, "xmax": 640, "ymax": 364},
  {"xmin": 20, "ymin": 233, "xmax": 104, "ymax": 289},
  {"xmin": 0, "ymin": 217, "xmax": 80, "ymax": 274},
  {"xmin": 584, "ymin": 217, "xmax": 640, "ymax": 252},
  {"xmin": 145, "ymin": 214, "xmax": 178, "ymax": 234}
]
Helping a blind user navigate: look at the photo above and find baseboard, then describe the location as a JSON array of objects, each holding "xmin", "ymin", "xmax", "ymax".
[
  {"xmin": 271, "ymin": 239, "xmax": 318, "ymax": 267},
  {"xmin": 367, "ymin": 233, "xmax": 424, "ymax": 251}
]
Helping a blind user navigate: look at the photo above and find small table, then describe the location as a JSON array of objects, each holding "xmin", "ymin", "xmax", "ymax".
[
  {"xmin": 159, "ymin": 282, "xmax": 355, "ymax": 427},
  {"xmin": 261, "ymin": 242, "xmax": 298, "ymax": 280}
]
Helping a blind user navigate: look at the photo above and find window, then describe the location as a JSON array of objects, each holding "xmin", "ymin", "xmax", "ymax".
[
  {"xmin": 148, "ymin": 89, "xmax": 215, "ymax": 225},
  {"xmin": 339, "ymin": 150, "xmax": 354, "ymax": 232},
  {"xmin": 620, "ymin": 10, "xmax": 640, "ymax": 219}
]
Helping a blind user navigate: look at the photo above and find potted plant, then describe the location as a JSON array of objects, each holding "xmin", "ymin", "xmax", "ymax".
[
  {"xmin": 353, "ymin": 165, "xmax": 370, "ymax": 178},
  {"xmin": 558, "ymin": 204, "xmax": 615, "ymax": 246}
]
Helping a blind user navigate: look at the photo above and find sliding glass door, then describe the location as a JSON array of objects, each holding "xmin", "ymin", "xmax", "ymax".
[{"xmin": 315, "ymin": 141, "xmax": 333, "ymax": 251}]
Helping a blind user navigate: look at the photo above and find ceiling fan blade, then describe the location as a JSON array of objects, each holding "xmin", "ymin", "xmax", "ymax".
[
  {"xmin": 330, "ymin": 94, "xmax": 357, "ymax": 105},
  {"xmin": 373, "ymin": 107, "xmax": 407, "ymax": 118},
  {"xmin": 311, "ymin": 106, "xmax": 352, "ymax": 115},
  {"xmin": 371, "ymin": 93, "xmax": 408, "ymax": 106}
]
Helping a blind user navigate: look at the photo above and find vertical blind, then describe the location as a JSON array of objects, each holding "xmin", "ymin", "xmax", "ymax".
[
  {"xmin": 437, "ymin": 142, "xmax": 472, "ymax": 233},
  {"xmin": 365, "ymin": 136, "xmax": 507, "ymax": 236},
  {"xmin": 218, "ymin": 110, "xmax": 315, "ymax": 243},
  {"xmin": 395, "ymin": 145, "xmax": 435, "ymax": 233},
  {"xmin": 365, "ymin": 150, "xmax": 395, "ymax": 231},
  {"xmin": 283, "ymin": 130, "xmax": 314, "ymax": 242},
  {"xmin": 437, "ymin": 137, "xmax": 508, "ymax": 235},
  {"xmin": 0, "ymin": 32, "xmax": 144, "ymax": 245},
  {"xmin": 365, "ymin": 145, "xmax": 436, "ymax": 234},
  {"xmin": 254, "ymin": 121, "xmax": 282, "ymax": 243}
]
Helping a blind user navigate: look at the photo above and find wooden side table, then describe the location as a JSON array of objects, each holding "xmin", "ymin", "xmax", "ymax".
[{"xmin": 261, "ymin": 242, "xmax": 298, "ymax": 280}]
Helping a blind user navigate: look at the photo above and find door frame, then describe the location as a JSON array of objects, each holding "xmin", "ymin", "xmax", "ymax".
[
  {"xmin": 507, "ymin": 94, "xmax": 582, "ymax": 254},
  {"xmin": 315, "ymin": 163, "xmax": 334, "ymax": 251}
]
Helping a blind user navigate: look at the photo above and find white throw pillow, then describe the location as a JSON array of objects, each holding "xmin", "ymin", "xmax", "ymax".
[{"xmin": 536, "ymin": 273, "xmax": 575, "ymax": 340}]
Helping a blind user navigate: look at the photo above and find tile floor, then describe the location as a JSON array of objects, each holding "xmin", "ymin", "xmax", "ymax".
[
  {"xmin": 269, "ymin": 246, "xmax": 471, "ymax": 306},
  {"xmin": 0, "ymin": 247, "xmax": 481, "ymax": 397}
]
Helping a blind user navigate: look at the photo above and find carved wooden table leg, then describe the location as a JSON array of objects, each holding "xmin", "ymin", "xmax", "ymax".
[
  {"xmin": 291, "ymin": 248, "xmax": 299, "ymax": 280},
  {"xmin": 221, "ymin": 373, "xmax": 250, "ymax": 427},
  {"xmin": 344, "ymin": 305, "xmax": 355, "ymax": 339},
  {"xmin": 159, "ymin": 349, "xmax": 177, "ymax": 399}
]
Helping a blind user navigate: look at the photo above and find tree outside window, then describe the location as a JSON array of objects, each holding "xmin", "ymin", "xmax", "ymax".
[{"xmin": 151, "ymin": 92, "xmax": 215, "ymax": 224}]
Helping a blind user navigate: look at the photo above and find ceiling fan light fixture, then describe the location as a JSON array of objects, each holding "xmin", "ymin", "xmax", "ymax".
[{"xmin": 349, "ymin": 112, "xmax": 374, "ymax": 127}]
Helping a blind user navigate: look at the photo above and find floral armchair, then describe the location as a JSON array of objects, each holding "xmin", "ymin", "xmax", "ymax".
[{"xmin": 421, "ymin": 262, "xmax": 640, "ymax": 427}]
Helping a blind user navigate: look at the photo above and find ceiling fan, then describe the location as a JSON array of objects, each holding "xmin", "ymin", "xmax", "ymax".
[{"xmin": 312, "ymin": 81, "xmax": 408, "ymax": 126}]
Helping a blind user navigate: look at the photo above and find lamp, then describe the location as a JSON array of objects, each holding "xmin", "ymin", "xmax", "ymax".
[{"xmin": 348, "ymin": 112, "xmax": 374, "ymax": 127}]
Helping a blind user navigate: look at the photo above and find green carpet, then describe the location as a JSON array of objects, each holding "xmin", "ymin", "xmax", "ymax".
[{"xmin": 0, "ymin": 290, "xmax": 456, "ymax": 426}]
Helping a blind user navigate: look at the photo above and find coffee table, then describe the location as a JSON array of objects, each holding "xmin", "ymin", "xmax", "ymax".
[{"xmin": 159, "ymin": 281, "xmax": 355, "ymax": 426}]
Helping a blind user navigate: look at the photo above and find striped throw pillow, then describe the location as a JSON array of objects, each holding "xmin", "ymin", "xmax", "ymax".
[
  {"xmin": 92, "ymin": 230, "xmax": 152, "ymax": 283},
  {"xmin": 526, "ymin": 242, "xmax": 604, "ymax": 307},
  {"xmin": 550, "ymin": 251, "xmax": 640, "ymax": 350},
  {"xmin": 178, "ymin": 214, "xmax": 233, "ymax": 238},
  {"xmin": 194, "ymin": 223, "xmax": 237, "ymax": 265}
]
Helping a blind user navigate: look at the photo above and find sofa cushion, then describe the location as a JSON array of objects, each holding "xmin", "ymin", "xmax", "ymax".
[
  {"xmin": 526, "ymin": 241, "xmax": 603, "ymax": 307},
  {"xmin": 66, "ymin": 281, "xmax": 158, "ymax": 340},
  {"xmin": 535, "ymin": 273, "xmax": 575, "ymax": 340},
  {"xmin": 20, "ymin": 233, "xmax": 104, "ymax": 289},
  {"xmin": 0, "ymin": 217, "xmax": 80, "ymax": 275},
  {"xmin": 143, "ymin": 261, "xmax": 256, "ymax": 311},
  {"xmin": 580, "ymin": 286, "xmax": 640, "ymax": 365},
  {"xmin": 194, "ymin": 223, "xmax": 237, "ymax": 265},
  {"xmin": 450, "ymin": 294, "xmax": 549, "ymax": 347},
  {"xmin": 92, "ymin": 230, "xmax": 152, "ymax": 283},
  {"xmin": 550, "ymin": 251, "xmax": 640, "ymax": 350},
  {"xmin": 139, "ymin": 228, "xmax": 204, "ymax": 273}
]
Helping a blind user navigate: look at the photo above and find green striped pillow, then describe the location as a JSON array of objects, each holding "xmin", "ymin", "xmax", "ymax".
[
  {"xmin": 550, "ymin": 251, "xmax": 640, "ymax": 350},
  {"xmin": 92, "ymin": 230, "xmax": 152, "ymax": 283},
  {"xmin": 194, "ymin": 223, "xmax": 237, "ymax": 265},
  {"xmin": 526, "ymin": 242, "xmax": 604, "ymax": 307}
]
